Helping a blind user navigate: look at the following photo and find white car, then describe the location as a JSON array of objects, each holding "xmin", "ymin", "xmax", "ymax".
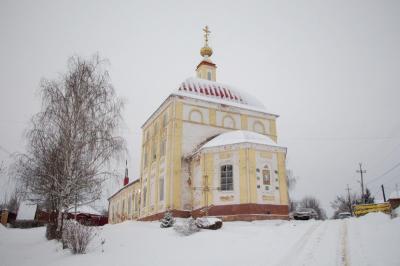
[{"xmin": 293, "ymin": 208, "xmax": 318, "ymax": 220}]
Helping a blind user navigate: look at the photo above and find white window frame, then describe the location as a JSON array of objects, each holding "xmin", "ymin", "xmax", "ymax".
[{"xmin": 220, "ymin": 164, "xmax": 233, "ymax": 191}]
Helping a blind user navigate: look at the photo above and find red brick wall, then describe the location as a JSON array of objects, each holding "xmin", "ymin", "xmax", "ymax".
[{"xmin": 138, "ymin": 204, "xmax": 289, "ymax": 221}]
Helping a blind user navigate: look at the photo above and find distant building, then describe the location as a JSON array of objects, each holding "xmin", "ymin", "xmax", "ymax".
[{"xmin": 108, "ymin": 26, "xmax": 289, "ymax": 222}]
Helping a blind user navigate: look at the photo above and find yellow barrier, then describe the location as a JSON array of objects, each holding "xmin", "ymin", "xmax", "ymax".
[{"xmin": 353, "ymin": 203, "xmax": 391, "ymax": 217}]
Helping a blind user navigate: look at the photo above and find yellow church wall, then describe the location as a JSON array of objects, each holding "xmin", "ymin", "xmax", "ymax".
[
  {"xmin": 139, "ymin": 100, "xmax": 174, "ymax": 218},
  {"xmin": 269, "ymin": 119, "xmax": 277, "ymax": 142},
  {"xmin": 248, "ymin": 149, "xmax": 257, "ymax": 203},
  {"xmin": 239, "ymin": 148, "xmax": 248, "ymax": 203},
  {"xmin": 172, "ymin": 101, "xmax": 183, "ymax": 210},
  {"xmin": 240, "ymin": 114, "xmax": 248, "ymax": 130},
  {"xmin": 277, "ymin": 152, "xmax": 289, "ymax": 205},
  {"xmin": 209, "ymin": 109, "xmax": 216, "ymax": 126},
  {"xmin": 108, "ymin": 180, "xmax": 140, "ymax": 224}
]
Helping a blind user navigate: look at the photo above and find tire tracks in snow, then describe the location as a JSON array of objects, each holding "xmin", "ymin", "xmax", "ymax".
[
  {"xmin": 275, "ymin": 221, "xmax": 322, "ymax": 266},
  {"xmin": 339, "ymin": 220, "xmax": 350, "ymax": 266}
]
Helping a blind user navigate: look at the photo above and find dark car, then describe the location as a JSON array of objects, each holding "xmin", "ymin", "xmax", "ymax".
[
  {"xmin": 338, "ymin": 212, "xmax": 352, "ymax": 219},
  {"xmin": 293, "ymin": 208, "xmax": 318, "ymax": 220}
]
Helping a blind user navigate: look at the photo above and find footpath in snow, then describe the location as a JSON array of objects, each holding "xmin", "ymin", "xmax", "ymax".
[{"xmin": 0, "ymin": 213, "xmax": 399, "ymax": 266}]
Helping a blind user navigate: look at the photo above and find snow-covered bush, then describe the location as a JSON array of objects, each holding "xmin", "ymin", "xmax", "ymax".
[
  {"xmin": 62, "ymin": 220, "xmax": 96, "ymax": 254},
  {"xmin": 160, "ymin": 211, "xmax": 175, "ymax": 228},
  {"xmin": 195, "ymin": 217, "xmax": 223, "ymax": 230},
  {"xmin": 173, "ymin": 218, "xmax": 200, "ymax": 236}
]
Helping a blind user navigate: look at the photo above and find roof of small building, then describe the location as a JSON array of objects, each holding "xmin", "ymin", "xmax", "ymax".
[
  {"xmin": 200, "ymin": 130, "xmax": 283, "ymax": 150},
  {"xmin": 16, "ymin": 201, "xmax": 37, "ymax": 221},
  {"xmin": 173, "ymin": 77, "xmax": 272, "ymax": 114},
  {"xmin": 108, "ymin": 178, "xmax": 140, "ymax": 201},
  {"xmin": 68, "ymin": 205, "xmax": 101, "ymax": 216}
]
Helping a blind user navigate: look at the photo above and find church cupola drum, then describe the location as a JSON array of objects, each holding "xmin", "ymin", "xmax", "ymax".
[{"xmin": 108, "ymin": 26, "xmax": 289, "ymax": 223}]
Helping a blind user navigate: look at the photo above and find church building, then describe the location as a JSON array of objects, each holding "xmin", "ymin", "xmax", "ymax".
[{"xmin": 108, "ymin": 26, "xmax": 289, "ymax": 223}]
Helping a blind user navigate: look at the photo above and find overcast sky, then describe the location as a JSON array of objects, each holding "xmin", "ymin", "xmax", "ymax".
[{"xmin": 1, "ymin": 0, "xmax": 399, "ymax": 215}]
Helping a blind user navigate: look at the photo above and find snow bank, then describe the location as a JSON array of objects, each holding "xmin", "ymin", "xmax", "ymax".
[
  {"xmin": 0, "ymin": 218, "xmax": 399, "ymax": 266},
  {"xmin": 347, "ymin": 212, "xmax": 400, "ymax": 266}
]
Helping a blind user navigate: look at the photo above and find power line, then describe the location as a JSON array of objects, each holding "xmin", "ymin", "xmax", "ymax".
[{"xmin": 366, "ymin": 161, "xmax": 400, "ymax": 185}]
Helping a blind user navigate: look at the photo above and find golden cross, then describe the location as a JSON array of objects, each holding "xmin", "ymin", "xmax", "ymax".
[{"xmin": 203, "ymin": 25, "xmax": 211, "ymax": 46}]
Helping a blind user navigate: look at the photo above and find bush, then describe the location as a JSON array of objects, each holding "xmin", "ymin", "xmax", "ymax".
[
  {"xmin": 62, "ymin": 220, "xmax": 96, "ymax": 254},
  {"xmin": 173, "ymin": 218, "xmax": 200, "ymax": 236},
  {"xmin": 160, "ymin": 211, "xmax": 175, "ymax": 228}
]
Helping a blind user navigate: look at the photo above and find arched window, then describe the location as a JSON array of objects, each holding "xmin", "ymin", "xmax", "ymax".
[
  {"xmin": 253, "ymin": 121, "xmax": 265, "ymax": 134},
  {"xmin": 222, "ymin": 115, "xmax": 235, "ymax": 128},
  {"xmin": 189, "ymin": 109, "xmax": 203, "ymax": 123},
  {"xmin": 207, "ymin": 71, "xmax": 212, "ymax": 80},
  {"xmin": 220, "ymin": 164, "xmax": 233, "ymax": 191},
  {"xmin": 262, "ymin": 165, "xmax": 271, "ymax": 186}
]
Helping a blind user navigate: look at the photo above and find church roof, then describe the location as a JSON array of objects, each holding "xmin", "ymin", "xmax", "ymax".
[
  {"xmin": 201, "ymin": 130, "xmax": 283, "ymax": 149},
  {"xmin": 173, "ymin": 77, "xmax": 272, "ymax": 115}
]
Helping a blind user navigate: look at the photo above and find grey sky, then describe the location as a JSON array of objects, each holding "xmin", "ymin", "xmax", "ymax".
[{"xmin": 1, "ymin": 0, "xmax": 399, "ymax": 215}]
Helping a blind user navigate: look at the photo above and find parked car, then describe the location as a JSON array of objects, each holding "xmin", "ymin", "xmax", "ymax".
[
  {"xmin": 338, "ymin": 212, "xmax": 352, "ymax": 219},
  {"xmin": 293, "ymin": 208, "xmax": 318, "ymax": 220}
]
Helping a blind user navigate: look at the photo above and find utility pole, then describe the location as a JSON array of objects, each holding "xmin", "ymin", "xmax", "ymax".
[
  {"xmin": 356, "ymin": 163, "xmax": 366, "ymax": 203},
  {"xmin": 346, "ymin": 184, "xmax": 352, "ymax": 214},
  {"xmin": 381, "ymin": 184, "xmax": 386, "ymax": 202}
]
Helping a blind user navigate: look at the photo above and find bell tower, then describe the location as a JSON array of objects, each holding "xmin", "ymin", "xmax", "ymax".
[{"xmin": 196, "ymin": 26, "xmax": 217, "ymax": 81}]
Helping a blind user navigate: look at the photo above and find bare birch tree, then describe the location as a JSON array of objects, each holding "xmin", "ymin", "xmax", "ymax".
[{"xmin": 15, "ymin": 54, "xmax": 125, "ymax": 238}]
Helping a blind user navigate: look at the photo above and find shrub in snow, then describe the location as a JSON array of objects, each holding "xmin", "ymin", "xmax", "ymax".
[
  {"xmin": 160, "ymin": 211, "xmax": 175, "ymax": 228},
  {"xmin": 173, "ymin": 218, "xmax": 200, "ymax": 236},
  {"xmin": 62, "ymin": 220, "xmax": 96, "ymax": 254},
  {"xmin": 195, "ymin": 217, "xmax": 223, "ymax": 230}
]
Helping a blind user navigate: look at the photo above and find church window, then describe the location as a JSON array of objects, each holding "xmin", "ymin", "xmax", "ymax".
[
  {"xmin": 160, "ymin": 139, "xmax": 166, "ymax": 157},
  {"xmin": 207, "ymin": 71, "xmax": 211, "ymax": 80},
  {"xmin": 122, "ymin": 200, "xmax": 125, "ymax": 214},
  {"xmin": 262, "ymin": 165, "xmax": 271, "ymax": 186},
  {"xmin": 189, "ymin": 109, "xmax": 203, "ymax": 123},
  {"xmin": 220, "ymin": 164, "xmax": 233, "ymax": 191},
  {"xmin": 222, "ymin": 115, "xmax": 235, "ymax": 128},
  {"xmin": 159, "ymin": 178, "xmax": 164, "ymax": 201},
  {"xmin": 253, "ymin": 121, "xmax": 265, "ymax": 134},
  {"xmin": 143, "ymin": 187, "xmax": 147, "ymax": 207}
]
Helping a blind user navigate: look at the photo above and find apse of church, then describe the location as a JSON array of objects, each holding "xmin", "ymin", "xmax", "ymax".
[{"xmin": 109, "ymin": 26, "xmax": 289, "ymax": 223}]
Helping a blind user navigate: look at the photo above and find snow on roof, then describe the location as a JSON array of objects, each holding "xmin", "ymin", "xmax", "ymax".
[
  {"xmin": 389, "ymin": 190, "xmax": 400, "ymax": 200},
  {"xmin": 173, "ymin": 77, "xmax": 273, "ymax": 114},
  {"xmin": 16, "ymin": 201, "xmax": 37, "ymax": 221},
  {"xmin": 68, "ymin": 205, "xmax": 101, "ymax": 216},
  {"xmin": 201, "ymin": 130, "xmax": 283, "ymax": 149}
]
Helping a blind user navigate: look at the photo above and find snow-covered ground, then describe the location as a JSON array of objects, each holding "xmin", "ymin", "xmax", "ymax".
[{"xmin": 0, "ymin": 213, "xmax": 399, "ymax": 266}]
